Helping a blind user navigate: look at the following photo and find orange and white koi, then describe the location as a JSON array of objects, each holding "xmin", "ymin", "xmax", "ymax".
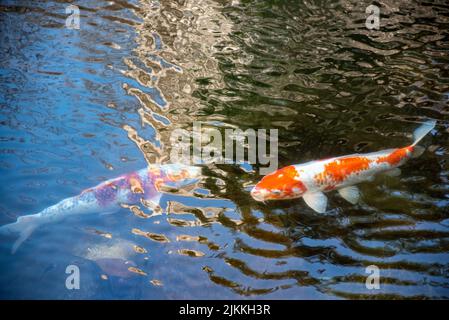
[{"xmin": 251, "ymin": 120, "xmax": 436, "ymax": 213}]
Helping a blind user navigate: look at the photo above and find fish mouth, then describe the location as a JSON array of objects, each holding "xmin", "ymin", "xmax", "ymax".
[{"xmin": 250, "ymin": 187, "xmax": 268, "ymax": 202}]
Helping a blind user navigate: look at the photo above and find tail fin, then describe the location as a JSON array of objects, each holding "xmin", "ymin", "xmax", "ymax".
[
  {"xmin": 412, "ymin": 120, "xmax": 436, "ymax": 146},
  {"xmin": 0, "ymin": 215, "xmax": 41, "ymax": 254}
]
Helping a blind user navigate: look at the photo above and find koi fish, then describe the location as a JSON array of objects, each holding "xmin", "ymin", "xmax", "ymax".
[
  {"xmin": 0, "ymin": 163, "xmax": 201, "ymax": 253},
  {"xmin": 251, "ymin": 120, "xmax": 436, "ymax": 213}
]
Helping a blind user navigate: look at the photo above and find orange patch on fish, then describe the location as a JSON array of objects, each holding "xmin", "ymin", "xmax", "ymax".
[
  {"xmin": 167, "ymin": 169, "xmax": 189, "ymax": 182},
  {"xmin": 148, "ymin": 166, "xmax": 161, "ymax": 176},
  {"xmin": 376, "ymin": 147, "xmax": 412, "ymax": 166},
  {"xmin": 318, "ymin": 156, "xmax": 371, "ymax": 184},
  {"xmin": 256, "ymin": 165, "xmax": 306, "ymax": 196},
  {"xmin": 129, "ymin": 176, "xmax": 144, "ymax": 194},
  {"xmin": 154, "ymin": 178, "xmax": 164, "ymax": 192}
]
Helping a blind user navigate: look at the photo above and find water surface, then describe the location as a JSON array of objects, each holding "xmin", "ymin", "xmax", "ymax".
[{"xmin": 0, "ymin": 0, "xmax": 448, "ymax": 299}]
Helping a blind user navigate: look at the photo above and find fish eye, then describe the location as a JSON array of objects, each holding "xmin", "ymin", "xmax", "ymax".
[{"xmin": 271, "ymin": 190, "xmax": 281, "ymax": 195}]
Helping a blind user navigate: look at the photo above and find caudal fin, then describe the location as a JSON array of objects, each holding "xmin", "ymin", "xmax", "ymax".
[
  {"xmin": 412, "ymin": 120, "xmax": 436, "ymax": 146},
  {"xmin": 0, "ymin": 215, "xmax": 41, "ymax": 254}
]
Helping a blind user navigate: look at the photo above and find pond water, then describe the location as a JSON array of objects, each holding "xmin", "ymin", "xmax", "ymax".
[{"xmin": 0, "ymin": 0, "xmax": 448, "ymax": 299}]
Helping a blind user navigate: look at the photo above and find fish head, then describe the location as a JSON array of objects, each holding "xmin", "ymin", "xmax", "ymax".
[
  {"xmin": 155, "ymin": 163, "xmax": 202, "ymax": 189},
  {"xmin": 251, "ymin": 165, "xmax": 306, "ymax": 201}
]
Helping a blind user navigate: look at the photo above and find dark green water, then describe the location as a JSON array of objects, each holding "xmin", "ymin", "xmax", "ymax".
[{"xmin": 0, "ymin": 0, "xmax": 448, "ymax": 299}]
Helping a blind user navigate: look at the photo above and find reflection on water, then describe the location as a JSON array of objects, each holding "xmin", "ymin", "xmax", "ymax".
[{"xmin": 0, "ymin": 0, "xmax": 448, "ymax": 299}]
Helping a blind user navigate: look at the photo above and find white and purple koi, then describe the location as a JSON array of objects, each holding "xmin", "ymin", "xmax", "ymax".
[
  {"xmin": 251, "ymin": 120, "xmax": 436, "ymax": 213},
  {"xmin": 0, "ymin": 163, "xmax": 201, "ymax": 253}
]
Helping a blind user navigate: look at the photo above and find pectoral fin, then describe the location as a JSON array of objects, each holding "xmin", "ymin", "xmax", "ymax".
[
  {"xmin": 338, "ymin": 186, "xmax": 360, "ymax": 204},
  {"xmin": 302, "ymin": 191, "xmax": 328, "ymax": 213}
]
